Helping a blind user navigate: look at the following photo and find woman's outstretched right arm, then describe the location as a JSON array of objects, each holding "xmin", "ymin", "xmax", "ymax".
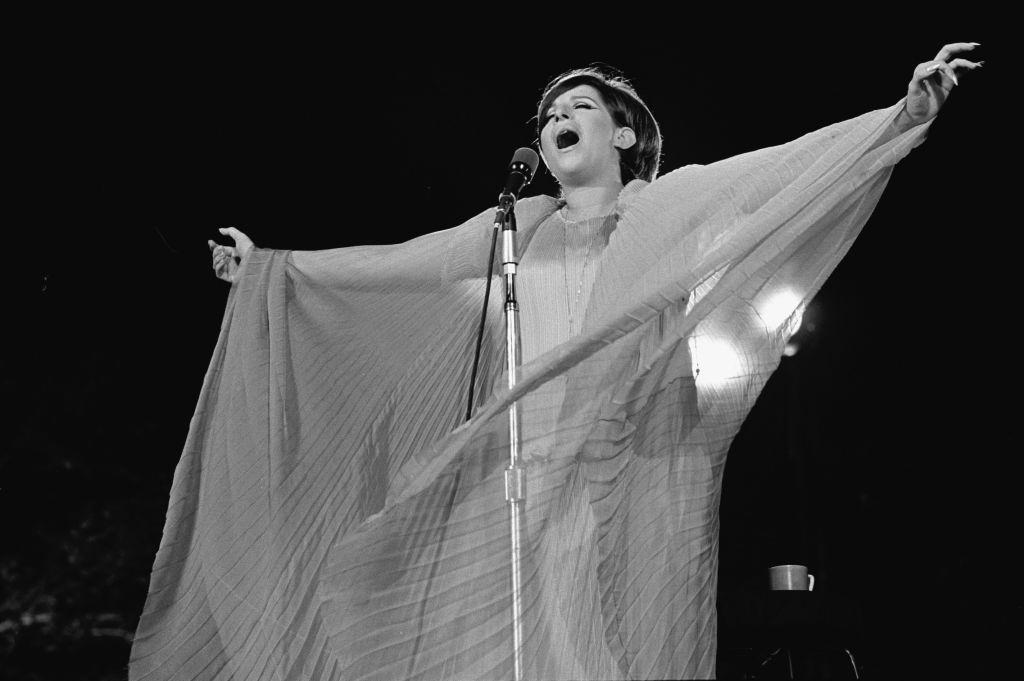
[
  {"xmin": 206, "ymin": 218, "xmax": 484, "ymax": 291},
  {"xmin": 208, "ymin": 196, "xmax": 557, "ymax": 291}
]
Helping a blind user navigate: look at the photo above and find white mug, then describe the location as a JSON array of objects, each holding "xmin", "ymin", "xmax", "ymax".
[{"xmin": 769, "ymin": 564, "xmax": 815, "ymax": 591}]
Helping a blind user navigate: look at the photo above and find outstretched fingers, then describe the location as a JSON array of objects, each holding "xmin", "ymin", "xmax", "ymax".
[
  {"xmin": 924, "ymin": 42, "xmax": 983, "ymax": 87},
  {"xmin": 948, "ymin": 58, "xmax": 984, "ymax": 71},
  {"xmin": 934, "ymin": 42, "xmax": 980, "ymax": 62},
  {"xmin": 918, "ymin": 55, "xmax": 983, "ymax": 90}
]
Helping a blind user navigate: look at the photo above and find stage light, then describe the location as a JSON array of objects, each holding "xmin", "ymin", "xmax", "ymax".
[
  {"xmin": 690, "ymin": 336, "xmax": 745, "ymax": 387},
  {"xmin": 757, "ymin": 288, "xmax": 804, "ymax": 332}
]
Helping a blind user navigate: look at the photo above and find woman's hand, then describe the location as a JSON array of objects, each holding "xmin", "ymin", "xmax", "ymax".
[
  {"xmin": 904, "ymin": 42, "xmax": 983, "ymax": 126},
  {"xmin": 207, "ymin": 227, "xmax": 255, "ymax": 283}
]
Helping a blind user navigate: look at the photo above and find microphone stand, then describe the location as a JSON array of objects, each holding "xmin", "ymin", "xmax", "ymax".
[{"xmin": 495, "ymin": 198, "xmax": 526, "ymax": 681}]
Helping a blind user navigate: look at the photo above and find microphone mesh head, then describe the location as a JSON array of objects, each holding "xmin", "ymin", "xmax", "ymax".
[{"xmin": 512, "ymin": 147, "xmax": 540, "ymax": 178}]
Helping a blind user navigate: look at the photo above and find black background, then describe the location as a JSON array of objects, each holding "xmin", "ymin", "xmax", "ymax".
[{"xmin": 3, "ymin": 23, "xmax": 1015, "ymax": 679}]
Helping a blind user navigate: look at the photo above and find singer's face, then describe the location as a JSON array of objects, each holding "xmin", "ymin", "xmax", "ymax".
[{"xmin": 539, "ymin": 84, "xmax": 635, "ymax": 188}]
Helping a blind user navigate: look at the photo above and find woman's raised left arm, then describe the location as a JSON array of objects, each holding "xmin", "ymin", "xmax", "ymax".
[{"xmin": 889, "ymin": 41, "xmax": 982, "ymax": 136}]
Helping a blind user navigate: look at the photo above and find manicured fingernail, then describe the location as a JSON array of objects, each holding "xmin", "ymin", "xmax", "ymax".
[
  {"xmin": 952, "ymin": 75, "xmax": 959, "ymax": 86},
  {"xmin": 927, "ymin": 64, "xmax": 940, "ymax": 72}
]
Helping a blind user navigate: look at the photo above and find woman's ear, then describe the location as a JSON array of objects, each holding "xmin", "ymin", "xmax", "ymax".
[{"xmin": 614, "ymin": 127, "xmax": 637, "ymax": 151}]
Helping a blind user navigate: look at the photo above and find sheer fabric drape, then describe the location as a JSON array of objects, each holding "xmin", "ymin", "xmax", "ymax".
[{"xmin": 130, "ymin": 101, "xmax": 927, "ymax": 680}]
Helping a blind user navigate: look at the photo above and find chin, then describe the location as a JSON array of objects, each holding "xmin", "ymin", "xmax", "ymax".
[{"xmin": 551, "ymin": 160, "xmax": 590, "ymax": 185}]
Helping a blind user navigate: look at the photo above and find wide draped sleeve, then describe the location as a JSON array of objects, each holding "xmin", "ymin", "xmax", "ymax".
[{"xmin": 128, "ymin": 197, "xmax": 558, "ymax": 680}]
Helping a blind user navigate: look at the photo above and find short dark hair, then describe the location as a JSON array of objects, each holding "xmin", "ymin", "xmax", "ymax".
[{"xmin": 536, "ymin": 66, "xmax": 662, "ymax": 184}]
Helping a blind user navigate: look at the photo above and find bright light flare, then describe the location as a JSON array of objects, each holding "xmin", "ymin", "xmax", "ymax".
[
  {"xmin": 689, "ymin": 337, "xmax": 744, "ymax": 387},
  {"xmin": 757, "ymin": 288, "xmax": 804, "ymax": 332}
]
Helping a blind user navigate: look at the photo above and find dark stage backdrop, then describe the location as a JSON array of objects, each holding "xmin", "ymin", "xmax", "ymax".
[{"xmin": 4, "ymin": 30, "xmax": 1015, "ymax": 679}]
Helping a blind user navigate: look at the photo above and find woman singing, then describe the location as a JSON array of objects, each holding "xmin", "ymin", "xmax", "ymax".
[{"xmin": 133, "ymin": 43, "xmax": 980, "ymax": 680}]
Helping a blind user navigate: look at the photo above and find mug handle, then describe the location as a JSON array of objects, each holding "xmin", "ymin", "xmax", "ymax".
[{"xmin": 808, "ymin": 574, "xmax": 815, "ymax": 591}]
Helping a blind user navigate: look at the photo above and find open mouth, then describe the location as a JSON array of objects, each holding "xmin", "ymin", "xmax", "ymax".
[{"xmin": 555, "ymin": 130, "xmax": 580, "ymax": 150}]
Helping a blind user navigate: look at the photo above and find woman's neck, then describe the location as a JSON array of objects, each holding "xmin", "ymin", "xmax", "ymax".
[{"xmin": 560, "ymin": 182, "xmax": 623, "ymax": 221}]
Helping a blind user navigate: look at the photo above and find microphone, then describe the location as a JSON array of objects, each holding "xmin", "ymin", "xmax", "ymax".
[{"xmin": 498, "ymin": 147, "xmax": 539, "ymax": 210}]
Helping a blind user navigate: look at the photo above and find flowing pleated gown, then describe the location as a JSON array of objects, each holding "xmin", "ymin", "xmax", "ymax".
[{"xmin": 130, "ymin": 101, "xmax": 929, "ymax": 680}]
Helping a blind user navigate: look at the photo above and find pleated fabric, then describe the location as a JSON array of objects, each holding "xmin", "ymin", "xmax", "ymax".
[{"xmin": 131, "ymin": 101, "xmax": 929, "ymax": 680}]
